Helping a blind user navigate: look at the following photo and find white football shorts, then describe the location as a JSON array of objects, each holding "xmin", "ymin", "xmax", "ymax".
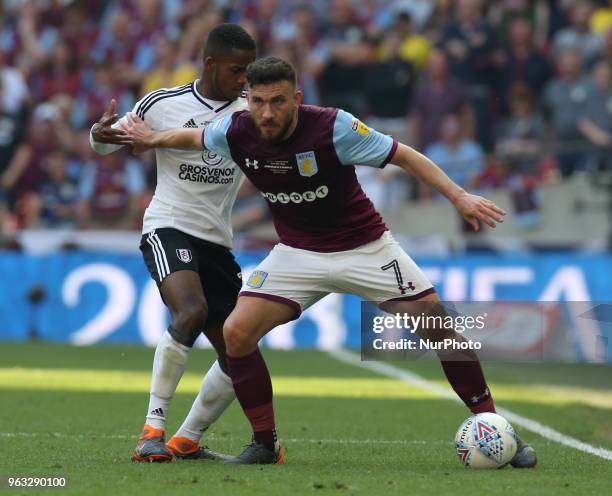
[{"xmin": 240, "ymin": 231, "xmax": 435, "ymax": 318}]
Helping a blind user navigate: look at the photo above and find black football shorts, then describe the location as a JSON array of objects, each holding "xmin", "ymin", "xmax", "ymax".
[{"xmin": 140, "ymin": 228, "xmax": 242, "ymax": 322}]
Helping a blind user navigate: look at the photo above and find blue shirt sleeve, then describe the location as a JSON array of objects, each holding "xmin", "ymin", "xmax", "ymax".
[
  {"xmin": 203, "ymin": 114, "xmax": 233, "ymax": 159},
  {"xmin": 332, "ymin": 109, "xmax": 397, "ymax": 167}
]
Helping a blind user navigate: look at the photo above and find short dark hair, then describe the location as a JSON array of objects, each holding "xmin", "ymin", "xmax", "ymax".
[
  {"xmin": 203, "ymin": 23, "xmax": 256, "ymax": 58},
  {"xmin": 246, "ymin": 56, "xmax": 297, "ymax": 87}
]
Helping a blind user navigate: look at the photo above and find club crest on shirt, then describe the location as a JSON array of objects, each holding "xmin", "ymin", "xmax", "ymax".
[
  {"xmin": 202, "ymin": 149, "xmax": 223, "ymax": 166},
  {"xmin": 351, "ymin": 118, "xmax": 370, "ymax": 136},
  {"xmin": 295, "ymin": 151, "xmax": 318, "ymax": 177},
  {"xmin": 247, "ymin": 270, "xmax": 268, "ymax": 288},
  {"xmin": 176, "ymin": 249, "xmax": 192, "ymax": 263}
]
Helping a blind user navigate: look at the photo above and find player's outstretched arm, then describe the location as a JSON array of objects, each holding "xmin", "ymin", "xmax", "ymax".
[
  {"xmin": 120, "ymin": 112, "xmax": 202, "ymax": 151},
  {"xmin": 390, "ymin": 143, "xmax": 506, "ymax": 231},
  {"xmin": 89, "ymin": 99, "xmax": 133, "ymax": 155}
]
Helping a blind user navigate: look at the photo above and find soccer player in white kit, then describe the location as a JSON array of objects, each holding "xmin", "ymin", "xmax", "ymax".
[{"xmin": 89, "ymin": 24, "xmax": 255, "ymax": 462}]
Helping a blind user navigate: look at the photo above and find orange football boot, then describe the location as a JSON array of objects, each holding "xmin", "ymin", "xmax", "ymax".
[
  {"xmin": 166, "ymin": 435, "xmax": 229, "ymax": 461},
  {"xmin": 131, "ymin": 424, "xmax": 173, "ymax": 463}
]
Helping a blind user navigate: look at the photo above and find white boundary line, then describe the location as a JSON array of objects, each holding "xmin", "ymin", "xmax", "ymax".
[
  {"xmin": 0, "ymin": 431, "xmax": 447, "ymax": 446},
  {"xmin": 328, "ymin": 349, "xmax": 612, "ymax": 462}
]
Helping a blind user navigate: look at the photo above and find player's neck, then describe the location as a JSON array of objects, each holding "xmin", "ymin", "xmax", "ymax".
[
  {"xmin": 281, "ymin": 107, "xmax": 300, "ymax": 141},
  {"xmin": 197, "ymin": 78, "xmax": 226, "ymax": 102}
]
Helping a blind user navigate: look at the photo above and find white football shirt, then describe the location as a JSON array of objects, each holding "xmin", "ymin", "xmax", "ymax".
[{"xmin": 89, "ymin": 80, "xmax": 246, "ymax": 248}]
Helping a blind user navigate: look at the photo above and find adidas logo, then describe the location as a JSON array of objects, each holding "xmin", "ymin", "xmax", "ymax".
[
  {"xmin": 183, "ymin": 118, "xmax": 197, "ymax": 128},
  {"xmin": 150, "ymin": 407, "xmax": 165, "ymax": 417}
]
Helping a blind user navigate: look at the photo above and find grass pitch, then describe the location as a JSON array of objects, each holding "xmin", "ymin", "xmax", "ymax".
[{"xmin": 0, "ymin": 342, "xmax": 610, "ymax": 495}]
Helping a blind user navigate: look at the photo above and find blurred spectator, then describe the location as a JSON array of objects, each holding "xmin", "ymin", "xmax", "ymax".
[
  {"xmin": 441, "ymin": 0, "xmax": 499, "ymax": 149},
  {"xmin": 554, "ymin": 0, "xmax": 602, "ymax": 66},
  {"xmin": 543, "ymin": 49, "xmax": 590, "ymax": 176},
  {"xmin": 496, "ymin": 83, "xmax": 546, "ymax": 173},
  {"xmin": 269, "ymin": 41, "xmax": 320, "ymax": 105},
  {"xmin": 411, "ymin": 49, "xmax": 473, "ymax": 150},
  {"xmin": 0, "ymin": 49, "xmax": 29, "ymax": 114},
  {"xmin": 77, "ymin": 148, "xmax": 146, "ymax": 229},
  {"xmin": 178, "ymin": 8, "xmax": 224, "ymax": 63},
  {"xmin": 578, "ymin": 60, "xmax": 612, "ymax": 172},
  {"xmin": 0, "ymin": 105, "xmax": 59, "ymax": 212},
  {"xmin": 478, "ymin": 157, "xmax": 513, "ymax": 190},
  {"xmin": 246, "ymin": 0, "xmax": 294, "ymax": 56},
  {"xmin": 423, "ymin": 113, "xmax": 485, "ymax": 195},
  {"xmin": 72, "ymin": 62, "xmax": 135, "ymax": 130},
  {"xmin": 287, "ymin": 4, "xmax": 323, "ymax": 104},
  {"xmin": 363, "ymin": 32, "xmax": 415, "ymax": 142},
  {"xmin": 359, "ymin": 29, "xmax": 415, "ymax": 208},
  {"xmin": 317, "ymin": 0, "xmax": 370, "ymax": 115},
  {"xmin": 378, "ymin": 11, "xmax": 432, "ymax": 72},
  {"xmin": 175, "ymin": 0, "xmax": 219, "ymax": 28},
  {"xmin": 13, "ymin": 1, "xmax": 58, "ymax": 75},
  {"xmin": 497, "ymin": 18, "xmax": 551, "ymax": 109},
  {"xmin": 0, "ymin": 74, "xmax": 29, "ymax": 228},
  {"xmin": 488, "ymin": 0, "xmax": 551, "ymax": 51},
  {"xmin": 120, "ymin": 0, "xmax": 171, "ymax": 86},
  {"xmin": 92, "ymin": 12, "xmax": 140, "ymax": 81},
  {"xmin": 140, "ymin": 37, "xmax": 197, "ymax": 96},
  {"xmin": 31, "ymin": 38, "xmax": 81, "ymax": 101},
  {"xmin": 356, "ymin": 163, "xmax": 410, "ymax": 210},
  {"xmin": 25, "ymin": 149, "xmax": 80, "ymax": 228},
  {"xmin": 508, "ymin": 173, "xmax": 542, "ymax": 229},
  {"xmin": 59, "ymin": 4, "xmax": 100, "ymax": 68},
  {"xmin": 590, "ymin": 0, "xmax": 612, "ymax": 34},
  {"xmin": 390, "ymin": 1, "xmax": 435, "ymax": 33},
  {"xmin": 601, "ymin": 27, "xmax": 612, "ymax": 66},
  {"xmin": 424, "ymin": 0, "xmax": 455, "ymax": 45}
]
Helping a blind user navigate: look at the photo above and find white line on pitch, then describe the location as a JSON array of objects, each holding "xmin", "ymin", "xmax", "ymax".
[
  {"xmin": 0, "ymin": 432, "xmax": 447, "ymax": 446},
  {"xmin": 328, "ymin": 349, "xmax": 612, "ymax": 462}
]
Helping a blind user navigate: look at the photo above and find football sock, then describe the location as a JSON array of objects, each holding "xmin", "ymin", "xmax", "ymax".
[
  {"xmin": 227, "ymin": 348, "xmax": 276, "ymax": 450},
  {"xmin": 145, "ymin": 330, "xmax": 190, "ymax": 430},
  {"xmin": 174, "ymin": 360, "xmax": 235, "ymax": 442},
  {"xmin": 437, "ymin": 335, "xmax": 496, "ymax": 414}
]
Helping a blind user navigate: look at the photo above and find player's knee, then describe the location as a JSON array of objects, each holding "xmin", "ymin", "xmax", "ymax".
[
  {"xmin": 223, "ymin": 318, "xmax": 255, "ymax": 353},
  {"xmin": 171, "ymin": 300, "xmax": 208, "ymax": 346}
]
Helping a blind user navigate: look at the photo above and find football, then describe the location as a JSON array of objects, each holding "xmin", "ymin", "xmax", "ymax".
[{"xmin": 455, "ymin": 413, "xmax": 518, "ymax": 469}]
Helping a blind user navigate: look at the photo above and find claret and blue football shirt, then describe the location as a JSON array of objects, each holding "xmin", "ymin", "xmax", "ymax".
[{"xmin": 204, "ymin": 105, "xmax": 398, "ymax": 252}]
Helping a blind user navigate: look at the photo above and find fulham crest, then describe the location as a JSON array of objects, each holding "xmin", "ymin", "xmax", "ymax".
[{"xmin": 176, "ymin": 249, "xmax": 192, "ymax": 263}]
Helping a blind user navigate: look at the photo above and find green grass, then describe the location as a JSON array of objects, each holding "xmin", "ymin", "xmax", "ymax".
[{"xmin": 0, "ymin": 343, "xmax": 610, "ymax": 495}]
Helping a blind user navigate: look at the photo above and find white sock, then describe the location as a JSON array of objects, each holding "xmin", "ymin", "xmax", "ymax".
[
  {"xmin": 145, "ymin": 330, "xmax": 190, "ymax": 430},
  {"xmin": 174, "ymin": 360, "xmax": 235, "ymax": 442}
]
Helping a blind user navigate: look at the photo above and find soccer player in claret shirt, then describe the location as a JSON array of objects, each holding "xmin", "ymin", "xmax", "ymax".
[
  {"xmin": 89, "ymin": 24, "xmax": 256, "ymax": 462},
  {"xmin": 121, "ymin": 56, "xmax": 537, "ymax": 467}
]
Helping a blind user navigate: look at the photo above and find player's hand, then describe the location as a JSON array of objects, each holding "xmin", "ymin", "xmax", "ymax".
[
  {"xmin": 91, "ymin": 99, "xmax": 132, "ymax": 145},
  {"xmin": 119, "ymin": 112, "xmax": 155, "ymax": 152},
  {"xmin": 453, "ymin": 191, "xmax": 506, "ymax": 231}
]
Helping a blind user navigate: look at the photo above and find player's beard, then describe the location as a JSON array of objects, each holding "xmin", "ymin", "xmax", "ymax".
[{"xmin": 257, "ymin": 116, "xmax": 293, "ymax": 144}]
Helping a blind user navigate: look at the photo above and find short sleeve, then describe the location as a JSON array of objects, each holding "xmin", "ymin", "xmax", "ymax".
[
  {"xmin": 203, "ymin": 114, "xmax": 233, "ymax": 159},
  {"xmin": 332, "ymin": 109, "xmax": 397, "ymax": 168}
]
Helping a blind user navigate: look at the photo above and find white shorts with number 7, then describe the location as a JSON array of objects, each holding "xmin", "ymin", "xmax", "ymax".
[{"xmin": 240, "ymin": 231, "xmax": 435, "ymax": 319}]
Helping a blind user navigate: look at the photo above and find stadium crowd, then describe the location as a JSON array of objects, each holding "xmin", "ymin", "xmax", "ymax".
[{"xmin": 0, "ymin": 0, "xmax": 611, "ymax": 235}]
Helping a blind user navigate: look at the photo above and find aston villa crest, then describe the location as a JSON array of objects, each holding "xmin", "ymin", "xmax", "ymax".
[
  {"xmin": 295, "ymin": 151, "xmax": 318, "ymax": 177},
  {"xmin": 247, "ymin": 270, "xmax": 268, "ymax": 288}
]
